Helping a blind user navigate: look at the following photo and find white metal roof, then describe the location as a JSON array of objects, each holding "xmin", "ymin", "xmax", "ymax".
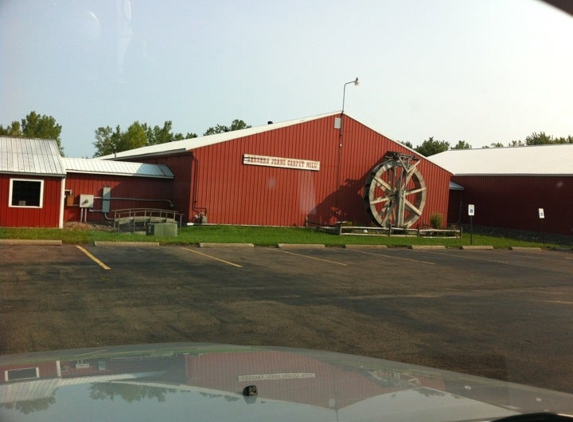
[
  {"xmin": 101, "ymin": 112, "xmax": 342, "ymax": 160},
  {"xmin": 0, "ymin": 136, "xmax": 66, "ymax": 176},
  {"xmin": 63, "ymin": 157, "xmax": 174, "ymax": 179},
  {"xmin": 428, "ymin": 144, "xmax": 573, "ymax": 176},
  {"xmin": 0, "ymin": 372, "xmax": 162, "ymax": 404}
]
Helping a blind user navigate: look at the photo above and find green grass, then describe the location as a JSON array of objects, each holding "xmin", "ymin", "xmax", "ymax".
[{"xmin": 0, "ymin": 225, "xmax": 558, "ymax": 248}]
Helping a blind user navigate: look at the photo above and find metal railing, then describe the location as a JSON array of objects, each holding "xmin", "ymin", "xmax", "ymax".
[{"xmin": 113, "ymin": 208, "xmax": 184, "ymax": 233}]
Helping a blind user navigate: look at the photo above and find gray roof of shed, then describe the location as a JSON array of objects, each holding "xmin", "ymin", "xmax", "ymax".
[
  {"xmin": 428, "ymin": 144, "xmax": 573, "ymax": 176},
  {"xmin": 63, "ymin": 158, "xmax": 174, "ymax": 179},
  {"xmin": 0, "ymin": 136, "xmax": 66, "ymax": 177}
]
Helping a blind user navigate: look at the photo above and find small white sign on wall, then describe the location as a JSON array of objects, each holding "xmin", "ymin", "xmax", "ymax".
[
  {"xmin": 468, "ymin": 204, "xmax": 475, "ymax": 216},
  {"xmin": 538, "ymin": 208, "xmax": 545, "ymax": 219}
]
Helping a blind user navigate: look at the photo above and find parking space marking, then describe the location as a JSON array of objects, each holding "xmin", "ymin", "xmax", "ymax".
[
  {"xmin": 354, "ymin": 250, "xmax": 436, "ymax": 265},
  {"xmin": 76, "ymin": 246, "xmax": 111, "ymax": 270},
  {"xmin": 276, "ymin": 249, "xmax": 348, "ymax": 266},
  {"xmin": 418, "ymin": 250, "xmax": 510, "ymax": 264},
  {"xmin": 181, "ymin": 247, "xmax": 243, "ymax": 268}
]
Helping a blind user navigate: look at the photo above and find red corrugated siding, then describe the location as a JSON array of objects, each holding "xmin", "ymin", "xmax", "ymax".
[
  {"xmin": 188, "ymin": 115, "xmax": 451, "ymax": 227},
  {"xmin": 64, "ymin": 173, "xmax": 174, "ymax": 223},
  {"xmin": 0, "ymin": 362, "xmax": 59, "ymax": 384},
  {"xmin": 126, "ymin": 154, "xmax": 194, "ymax": 221},
  {"xmin": 451, "ymin": 175, "xmax": 573, "ymax": 235},
  {"xmin": 185, "ymin": 351, "xmax": 388, "ymax": 409},
  {"xmin": 0, "ymin": 174, "xmax": 62, "ymax": 228},
  {"xmin": 340, "ymin": 117, "xmax": 451, "ymax": 227}
]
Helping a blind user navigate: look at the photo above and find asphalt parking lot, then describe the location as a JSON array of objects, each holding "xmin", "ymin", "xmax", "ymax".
[{"xmin": 1, "ymin": 244, "xmax": 572, "ymax": 394}]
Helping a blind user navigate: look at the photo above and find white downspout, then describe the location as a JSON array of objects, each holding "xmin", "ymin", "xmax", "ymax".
[{"xmin": 59, "ymin": 177, "xmax": 66, "ymax": 229}]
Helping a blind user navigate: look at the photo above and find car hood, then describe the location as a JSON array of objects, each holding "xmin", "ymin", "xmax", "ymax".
[{"xmin": 0, "ymin": 343, "xmax": 571, "ymax": 422}]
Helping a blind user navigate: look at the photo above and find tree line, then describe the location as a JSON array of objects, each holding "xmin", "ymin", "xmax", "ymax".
[
  {"xmin": 93, "ymin": 119, "xmax": 250, "ymax": 157},
  {"xmin": 403, "ymin": 132, "xmax": 573, "ymax": 157},
  {"xmin": 0, "ymin": 111, "xmax": 250, "ymax": 157},
  {"xmin": 2, "ymin": 111, "xmax": 571, "ymax": 158}
]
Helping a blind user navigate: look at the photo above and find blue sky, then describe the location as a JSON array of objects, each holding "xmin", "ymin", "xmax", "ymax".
[{"xmin": 1, "ymin": 0, "xmax": 572, "ymax": 157}]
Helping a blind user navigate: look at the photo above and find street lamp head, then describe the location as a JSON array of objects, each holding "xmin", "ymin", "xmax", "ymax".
[{"xmin": 341, "ymin": 76, "xmax": 360, "ymax": 114}]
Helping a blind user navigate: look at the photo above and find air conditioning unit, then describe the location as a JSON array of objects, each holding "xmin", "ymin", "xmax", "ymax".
[{"xmin": 147, "ymin": 222, "xmax": 178, "ymax": 237}]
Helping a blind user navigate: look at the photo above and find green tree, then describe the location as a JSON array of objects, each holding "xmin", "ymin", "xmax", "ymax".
[
  {"xmin": 145, "ymin": 121, "xmax": 197, "ymax": 145},
  {"xmin": 93, "ymin": 125, "xmax": 123, "ymax": 157},
  {"xmin": 525, "ymin": 131, "xmax": 553, "ymax": 145},
  {"xmin": 508, "ymin": 140, "xmax": 525, "ymax": 147},
  {"xmin": 399, "ymin": 140, "xmax": 414, "ymax": 149},
  {"xmin": 452, "ymin": 140, "xmax": 472, "ymax": 150},
  {"xmin": 203, "ymin": 119, "xmax": 251, "ymax": 136},
  {"xmin": 490, "ymin": 142, "xmax": 504, "ymax": 148},
  {"xmin": 89, "ymin": 383, "xmax": 175, "ymax": 403},
  {"xmin": 552, "ymin": 135, "xmax": 573, "ymax": 144},
  {"xmin": 0, "ymin": 120, "xmax": 22, "ymax": 136},
  {"xmin": 414, "ymin": 137, "xmax": 450, "ymax": 156},
  {"xmin": 1, "ymin": 111, "xmax": 64, "ymax": 155},
  {"xmin": 121, "ymin": 121, "xmax": 148, "ymax": 151}
]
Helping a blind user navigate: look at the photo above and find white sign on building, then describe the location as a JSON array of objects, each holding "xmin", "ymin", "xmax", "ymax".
[{"xmin": 243, "ymin": 154, "xmax": 320, "ymax": 171}]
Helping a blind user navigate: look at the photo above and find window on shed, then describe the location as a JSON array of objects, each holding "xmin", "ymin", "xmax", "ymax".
[
  {"xmin": 5, "ymin": 367, "xmax": 40, "ymax": 382},
  {"xmin": 9, "ymin": 179, "xmax": 44, "ymax": 207}
]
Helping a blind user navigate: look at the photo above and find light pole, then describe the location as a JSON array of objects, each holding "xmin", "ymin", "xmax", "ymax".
[
  {"xmin": 341, "ymin": 77, "xmax": 359, "ymax": 115},
  {"xmin": 336, "ymin": 77, "xmax": 359, "ymax": 219}
]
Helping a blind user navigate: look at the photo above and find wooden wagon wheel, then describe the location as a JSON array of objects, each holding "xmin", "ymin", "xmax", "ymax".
[{"xmin": 364, "ymin": 152, "xmax": 427, "ymax": 228}]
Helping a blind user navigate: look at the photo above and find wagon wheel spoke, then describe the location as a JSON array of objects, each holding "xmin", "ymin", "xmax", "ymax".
[
  {"xmin": 404, "ymin": 199, "xmax": 423, "ymax": 216},
  {"xmin": 405, "ymin": 186, "xmax": 426, "ymax": 196},
  {"xmin": 370, "ymin": 196, "xmax": 392, "ymax": 205},
  {"xmin": 380, "ymin": 200, "xmax": 395, "ymax": 225},
  {"xmin": 373, "ymin": 176, "xmax": 393, "ymax": 193}
]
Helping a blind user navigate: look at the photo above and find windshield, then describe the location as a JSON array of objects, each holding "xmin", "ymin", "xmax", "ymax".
[{"xmin": 1, "ymin": 1, "xmax": 572, "ymax": 421}]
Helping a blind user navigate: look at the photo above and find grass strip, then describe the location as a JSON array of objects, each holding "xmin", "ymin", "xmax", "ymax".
[{"xmin": 0, "ymin": 225, "xmax": 556, "ymax": 248}]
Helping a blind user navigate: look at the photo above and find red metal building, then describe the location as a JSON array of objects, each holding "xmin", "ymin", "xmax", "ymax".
[
  {"xmin": 429, "ymin": 145, "xmax": 573, "ymax": 236},
  {"xmin": 106, "ymin": 112, "xmax": 452, "ymax": 228}
]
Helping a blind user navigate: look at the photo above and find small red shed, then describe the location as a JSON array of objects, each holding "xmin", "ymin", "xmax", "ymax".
[
  {"xmin": 0, "ymin": 137, "xmax": 66, "ymax": 228},
  {"xmin": 105, "ymin": 112, "xmax": 452, "ymax": 228}
]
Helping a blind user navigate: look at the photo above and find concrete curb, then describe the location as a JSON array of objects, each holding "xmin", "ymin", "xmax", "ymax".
[
  {"xmin": 199, "ymin": 243, "xmax": 254, "ymax": 248},
  {"xmin": 94, "ymin": 241, "xmax": 160, "ymax": 247},
  {"xmin": 0, "ymin": 239, "xmax": 62, "ymax": 246},
  {"xmin": 461, "ymin": 245, "xmax": 494, "ymax": 250},
  {"xmin": 510, "ymin": 246, "xmax": 543, "ymax": 251},
  {"xmin": 277, "ymin": 243, "xmax": 325, "ymax": 249},
  {"xmin": 344, "ymin": 244, "xmax": 388, "ymax": 249},
  {"xmin": 408, "ymin": 245, "xmax": 446, "ymax": 250}
]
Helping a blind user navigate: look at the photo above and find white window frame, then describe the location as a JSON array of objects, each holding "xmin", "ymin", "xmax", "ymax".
[
  {"xmin": 5, "ymin": 367, "xmax": 40, "ymax": 382},
  {"xmin": 8, "ymin": 178, "xmax": 44, "ymax": 208}
]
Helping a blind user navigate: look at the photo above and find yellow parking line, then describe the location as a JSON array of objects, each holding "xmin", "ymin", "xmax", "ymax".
[
  {"xmin": 76, "ymin": 246, "xmax": 111, "ymax": 270},
  {"xmin": 277, "ymin": 250, "xmax": 348, "ymax": 266},
  {"xmin": 181, "ymin": 247, "xmax": 243, "ymax": 268},
  {"xmin": 354, "ymin": 250, "xmax": 436, "ymax": 265},
  {"xmin": 420, "ymin": 250, "xmax": 509, "ymax": 264}
]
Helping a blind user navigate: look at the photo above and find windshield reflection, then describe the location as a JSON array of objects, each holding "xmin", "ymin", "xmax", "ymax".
[{"xmin": 1, "ymin": 343, "xmax": 572, "ymax": 421}]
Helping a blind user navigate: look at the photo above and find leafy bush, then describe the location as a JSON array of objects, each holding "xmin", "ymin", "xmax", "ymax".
[{"xmin": 429, "ymin": 213, "xmax": 443, "ymax": 229}]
